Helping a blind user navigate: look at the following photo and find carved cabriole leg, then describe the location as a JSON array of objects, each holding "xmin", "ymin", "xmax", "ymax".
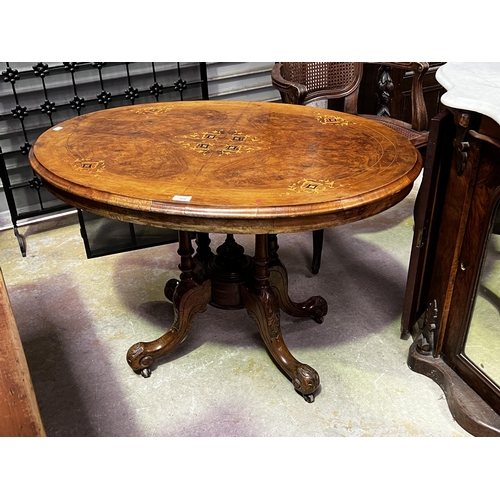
[
  {"xmin": 127, "ymin": 231, "xmax": 211, "ymax": 377},
  {"xmin": 268, "ymin": 234, "xmax": 328, "ymax": 324},
  {"xmin": 242, "ymin": 234, "xmax": 320, "ymax": 402}
]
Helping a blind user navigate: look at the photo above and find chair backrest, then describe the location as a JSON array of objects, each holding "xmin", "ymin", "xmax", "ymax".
[
  {"xmin": 272, "ymin": 62, "xmax": 431, "ymax": 134},
  {"xmin": 273, "ymin": 62, "xmax": 364, "ymax": 112}
]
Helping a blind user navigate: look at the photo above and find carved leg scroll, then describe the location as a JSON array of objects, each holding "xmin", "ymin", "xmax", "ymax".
[
  {"xmin": 242, "ymin": 234, "xmax": 320, "ymax": 402},
  {"xmin": 127, "ymin": 231, "xmax": 211, "ymax": 377},
  {"xmin": 268, "ymin": 234, "xmax": 328, "ymax": 324}
]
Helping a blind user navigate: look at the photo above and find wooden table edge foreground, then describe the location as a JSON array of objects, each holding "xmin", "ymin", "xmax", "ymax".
[{"xmin": 0, "ymin": 269, "xmax": 45, "ymax": 437}]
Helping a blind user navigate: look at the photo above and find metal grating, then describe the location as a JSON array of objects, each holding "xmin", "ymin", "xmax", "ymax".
[{"xmin": 0, "ymin": 62, "xmax": 209, "ymax": 256}]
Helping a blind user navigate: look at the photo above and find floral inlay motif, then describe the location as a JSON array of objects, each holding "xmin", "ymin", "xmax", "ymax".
[
  {"xmin": 72, "ymin": 159, "xmax": 106, "ymax": 174},
  {"xmin": 135, "ymin": 106, "xmax": 172, "ymax": 115},
  {"xmin": 316, "ymin": 114, "xmax": 352, "ymax": 126},
  {"xmin": 179, "ymin": 130, "xmax": 260, "ymax": 155},
  {"xmin": 283, "ymin": 178, "xmax": 335, "ymax": 195}
]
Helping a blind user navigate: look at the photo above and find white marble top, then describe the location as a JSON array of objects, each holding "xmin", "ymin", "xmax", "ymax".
[{"xmin": 437, "ymin": 62, "xmax": 500, "ymax": 125}]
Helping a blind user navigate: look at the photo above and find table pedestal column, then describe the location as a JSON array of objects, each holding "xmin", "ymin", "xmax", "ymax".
[{"xmin": 126, "ymin": 231, "xmax": 328, "ymax": 401}]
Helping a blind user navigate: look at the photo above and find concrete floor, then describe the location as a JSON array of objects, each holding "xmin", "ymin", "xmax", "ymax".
[{"xmin": 0, "ymin": 181, "xmax": 472, "ymax": 437}]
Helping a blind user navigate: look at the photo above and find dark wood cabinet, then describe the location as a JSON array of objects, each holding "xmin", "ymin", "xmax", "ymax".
[
  {"xmin": 358, "ymin": 62, "xmax": 445, "ymax": 122},
  {"xmin": 404, "ymin": 101, "xmax": 500, "ymax": 436}
]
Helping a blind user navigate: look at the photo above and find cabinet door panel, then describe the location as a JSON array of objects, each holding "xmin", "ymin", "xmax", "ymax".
[{"xmin": 401, "ymin": 109, "xmax": 454, "ymax": 338}]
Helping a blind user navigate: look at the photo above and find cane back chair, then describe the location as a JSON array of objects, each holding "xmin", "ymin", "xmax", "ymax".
[{"xmin": 271, "ymin": 62, "xmax": 430, "ymax": 274}]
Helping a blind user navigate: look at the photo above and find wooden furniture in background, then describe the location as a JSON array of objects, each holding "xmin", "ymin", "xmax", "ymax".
[
  {"xmin": 0, "ymin": 268, "xmax": 45, "ymax": 436},
  {"xmin": 29, "ymin": 100, "xmax": 421, "ymax": 402},
  {"xmin": 271, "ymin": 62, "xmax": 431, "ymax": 273},
  {"xmin": 358, "ymin": 62, "xmax": 445, "ymax": 124},
  {"xmin": 403, "ymin": 63, "xmax": 500, "ymax": 436}
]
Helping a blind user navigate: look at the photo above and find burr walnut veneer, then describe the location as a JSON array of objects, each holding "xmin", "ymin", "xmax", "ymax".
[{"xmin": 29, "ymin": 100, "xmax": 421, "ymax": 401}]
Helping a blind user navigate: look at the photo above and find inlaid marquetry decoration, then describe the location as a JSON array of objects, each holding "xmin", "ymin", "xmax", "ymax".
[
  {"xmin": 134, "ymin": 106, "xmax": 173, "ymax": 115},
  {"xmin": 72, "ymin": 159, "xmax": 106, "ymax": 174},
  {"xmin": 316, "ymin": 113, "xmax": 352, "ymax": 126},
  {"xmin": 283, "ymin": 178, "xmax": 335, "ymax": 196},
  {"xmin": 179, "ymin": 130, "xmax": 261, "ymax": 155}
]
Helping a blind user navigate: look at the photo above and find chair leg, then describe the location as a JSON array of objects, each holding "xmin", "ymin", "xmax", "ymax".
[{"xmin": 311, "ymin": 229, "xmax": 324, "ymax": 274}]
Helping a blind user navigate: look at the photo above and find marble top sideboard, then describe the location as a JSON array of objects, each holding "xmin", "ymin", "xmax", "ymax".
[{"xmin": 436, "ymin": 62, "xmax": 500, "ymax": 125}]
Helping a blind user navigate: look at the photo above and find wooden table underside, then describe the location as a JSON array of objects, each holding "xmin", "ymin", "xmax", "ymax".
[{"xmin": 30, "ymin": 101, "xmax": 422, "ymax": 401}]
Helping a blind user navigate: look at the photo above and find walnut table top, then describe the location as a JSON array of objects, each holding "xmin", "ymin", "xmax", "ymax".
[{"xmin": 29, "ymin": 100, "xmax": 422, "ymax": 235}]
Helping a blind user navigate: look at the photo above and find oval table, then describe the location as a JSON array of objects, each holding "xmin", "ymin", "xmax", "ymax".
[{"xmin": 29, "ymin": 100, "xmax": 422, "ymax": 402}]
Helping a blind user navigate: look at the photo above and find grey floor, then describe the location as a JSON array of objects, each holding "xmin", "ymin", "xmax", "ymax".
[{"xmin": 0, "ymin": 180, "xmax": 472, "ymax": 437}]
